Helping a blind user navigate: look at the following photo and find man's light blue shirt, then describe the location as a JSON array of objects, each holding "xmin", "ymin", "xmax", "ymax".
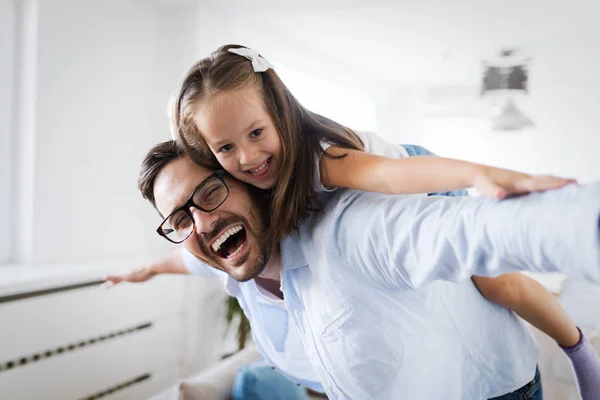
[{"xmin": 279, "ymin": 182, "xmax": 600, "ymax": 399}]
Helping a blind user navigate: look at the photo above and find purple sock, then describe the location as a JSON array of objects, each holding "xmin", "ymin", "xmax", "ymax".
[{"xmin": 560, "ymin": 327, "xmax": 600, "ymax": 400}]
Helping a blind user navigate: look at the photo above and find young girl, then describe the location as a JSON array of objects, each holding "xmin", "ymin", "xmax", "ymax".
[{"xmin": 171, "ymin": 44, "xmax": 600, "ymax": 398}]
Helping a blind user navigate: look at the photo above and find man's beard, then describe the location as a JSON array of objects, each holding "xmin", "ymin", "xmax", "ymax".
[{"xmin": 195, "ymin": 207, "xmax": 272, "ymax": 282}]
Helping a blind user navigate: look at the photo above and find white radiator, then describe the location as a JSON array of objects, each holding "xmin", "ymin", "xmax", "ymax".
[{"xmin": 0, "ymin": 267, "xmax": 225, "ymax": 400}]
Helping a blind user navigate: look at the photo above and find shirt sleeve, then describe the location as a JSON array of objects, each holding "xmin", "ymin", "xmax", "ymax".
[
  {"xmin": 314, "ymin": 140, "xmax": 337, "ymax": 193},
  {"xmin": 330, "ymin": 182, "xmax": 600, "ymax": 289},
  {"xmin": 315, "ymin": 132, "xmax": 410, "ymax": 194},
  {"xmin": 181, "ymin": 249, "xmax": 221, "ymax": 277}
]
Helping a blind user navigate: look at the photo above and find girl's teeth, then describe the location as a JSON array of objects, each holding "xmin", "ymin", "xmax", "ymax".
[{"xmin": 249, "ymin": 159, "xmax": 270, "ymax": 175}]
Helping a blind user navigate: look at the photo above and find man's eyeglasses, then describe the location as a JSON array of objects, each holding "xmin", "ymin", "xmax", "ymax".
[{"xmin": 157, "ymin": 171, "xmax": 229, "ymax": 244}]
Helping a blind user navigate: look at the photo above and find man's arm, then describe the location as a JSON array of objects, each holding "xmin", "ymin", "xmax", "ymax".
[
  {"xmin": 332, "ymin": 182, "xmax": 600, "ymax": 289},
  {"xmin": 103, "ymin": 248, "xmax": 217, "ymax": 287}
]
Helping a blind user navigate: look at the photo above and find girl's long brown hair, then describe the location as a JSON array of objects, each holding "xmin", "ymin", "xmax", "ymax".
[{"xmin": 172, "ymin": 44, "xmax": 364, "ymax": 242}]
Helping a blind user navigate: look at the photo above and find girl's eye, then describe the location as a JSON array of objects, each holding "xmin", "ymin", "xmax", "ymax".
[
  {"xmin": 250, "ymin": 129, "xmax": 263, "ymax": 138},
  {"xmin": 219, "ymin": 144, "xmax": 233, "ymax": 153}
]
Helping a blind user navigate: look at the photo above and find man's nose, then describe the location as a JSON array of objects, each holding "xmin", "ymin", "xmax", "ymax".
[
  {"xmin": 238, "ymin": 144, "xmax": 259, "ymax": 167},
  {"xmin": 190, "ymin": 208, "xmax": 218, "ymax": 236}
]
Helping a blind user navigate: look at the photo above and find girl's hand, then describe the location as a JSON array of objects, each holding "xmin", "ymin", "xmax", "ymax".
[{"xmin": 473, "ymin": 167, "xmax": 577, "ymax": 199}]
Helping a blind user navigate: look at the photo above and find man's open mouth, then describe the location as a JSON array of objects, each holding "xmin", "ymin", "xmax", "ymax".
[{"xmin": 210, "ymin": 224, "xmax": 247, "ymax": 259}]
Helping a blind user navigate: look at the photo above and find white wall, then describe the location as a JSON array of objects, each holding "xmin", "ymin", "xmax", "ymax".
[
  {"xmin": 193, "ymin": 7, "xmax": 392, "ymax": 114},
  {"xmin": 376, "ymin": 39, "xmax": 600, "ymax": 184},
  {"xmin": 10, "ymin": 0, "xmax": 199, "ymax": 264}
]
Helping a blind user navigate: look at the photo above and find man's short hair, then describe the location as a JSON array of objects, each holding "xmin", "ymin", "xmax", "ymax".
[{"xmin": 138, "ymin": 140, "xmax": 219, "ymax": 207}]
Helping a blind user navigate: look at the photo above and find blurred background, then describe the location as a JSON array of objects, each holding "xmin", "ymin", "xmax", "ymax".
[{"xmin": 1, "ymin": 0, "xmax": 599, "ymax": 399}]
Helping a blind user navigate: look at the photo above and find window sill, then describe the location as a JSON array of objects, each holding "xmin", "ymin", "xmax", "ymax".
[{"xmin": 0, "ymin": 263, "xmax": 130, "ymax": 298}]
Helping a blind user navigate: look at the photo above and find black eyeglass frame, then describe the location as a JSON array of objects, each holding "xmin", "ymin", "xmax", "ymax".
[{"xmin": 156, "ymin": 170, "xmax": 229, "ymax": 244}]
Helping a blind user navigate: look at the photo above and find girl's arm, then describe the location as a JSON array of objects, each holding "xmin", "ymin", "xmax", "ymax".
[{"xmin": 320, "ymin": 146, "xmax": 575, "ymax": 199}]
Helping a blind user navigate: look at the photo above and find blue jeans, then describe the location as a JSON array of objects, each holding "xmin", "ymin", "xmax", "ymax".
[
  {"xmin": 489, "ymin": 367, "xmax": 543, "ymax": 400},
  {"xmin": 232, "ymin": 359, "xmax": 308, "ymax": 400},
  {"xmin": 403, "ymin": 144, "xmax": 544, "ymax": 400}
]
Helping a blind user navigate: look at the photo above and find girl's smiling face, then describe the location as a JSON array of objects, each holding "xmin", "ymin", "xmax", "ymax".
[{"xmin": 194, "ymin": 85, "xmax": 283, "ymax": 190}]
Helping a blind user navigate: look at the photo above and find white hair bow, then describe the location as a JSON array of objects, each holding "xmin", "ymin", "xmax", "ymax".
[{"xmin": 228, "ymin": 47, "xmax": 274, "ymax": 72}]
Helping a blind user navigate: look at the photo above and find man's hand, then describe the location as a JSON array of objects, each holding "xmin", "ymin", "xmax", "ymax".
[
  {"xmin": 473, "ymin": 167, "xmax": 577, "ymax": 199},
  {"xmin": 102, "ymin": 266, "xmax": 156, "ymax": 288}
]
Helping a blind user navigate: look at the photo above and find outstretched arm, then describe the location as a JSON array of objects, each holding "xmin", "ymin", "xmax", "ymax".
[
  {"xmin": 320, "ymin": 146, "xmax": 575, "ymax": 199},
  {"xmin": 332, "ymin": 182, "xmax": 600, "ymax": 289},
  {"xmin": 103, "ymin": 248, "xmax": 216, "ymax": 287}
]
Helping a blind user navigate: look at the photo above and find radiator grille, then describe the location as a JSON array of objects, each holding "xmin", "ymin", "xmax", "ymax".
[
  {"xmin": 79, "ymin": 373, "xmax": 151, "ymax": 400},
  {"xmin": 0, "ymin": 322, "xmax": 152, "ymax": 373}
]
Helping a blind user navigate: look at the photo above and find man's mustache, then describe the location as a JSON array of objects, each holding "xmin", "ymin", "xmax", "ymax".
[{"xmin": 200, "ymin": 216, "xmax": 246, "ymax": 244}]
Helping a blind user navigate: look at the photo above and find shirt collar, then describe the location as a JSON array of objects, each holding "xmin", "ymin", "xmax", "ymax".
[
  {"xmin": 223, "ymin": 274, "xmax": 241, "ymax": 296},
  {"xmin": 280, "ymin": 233, "xmax": 308, "ymax": 271}
]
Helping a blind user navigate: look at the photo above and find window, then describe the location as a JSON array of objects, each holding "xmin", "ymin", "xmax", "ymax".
[{"xmin": 273, "ymin": 62, "xmax": 377, "ymax": 132}]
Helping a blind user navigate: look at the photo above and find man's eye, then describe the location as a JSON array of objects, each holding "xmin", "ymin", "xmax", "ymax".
[
  {"xmin": 173, "ymin": 215, "xmax": 191, "ymax": 229},
  {"xmin": 250, "ymin": 129, "xmax": 263, "ymax": 138},
  {"xmin": 205, "ymin": 188, "xmax": 218, "ymax": 200},
  {"xmin": 219, "ymin": 144, "xmax": 233, "ymax": 153}
]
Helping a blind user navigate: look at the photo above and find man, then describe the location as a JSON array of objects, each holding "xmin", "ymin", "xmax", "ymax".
[{"xmin": 117, "ymin": 140, "xmax": 600, "ymax": 399}]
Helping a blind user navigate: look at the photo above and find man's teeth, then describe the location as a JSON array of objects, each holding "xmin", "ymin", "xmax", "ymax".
[
  {"xmin": 248, "ymin": 159, "xmax": 270, "ymax": 175},
  {"xmin": 212, "ymin": 225, "xmax": 243, "ymax": 252}
]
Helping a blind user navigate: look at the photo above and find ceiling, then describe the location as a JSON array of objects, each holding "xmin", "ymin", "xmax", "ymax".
[{"xmin": 159, "ymin": 0, "xmax": 600, "ymax": 86}]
